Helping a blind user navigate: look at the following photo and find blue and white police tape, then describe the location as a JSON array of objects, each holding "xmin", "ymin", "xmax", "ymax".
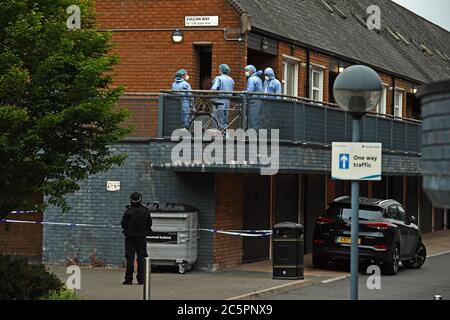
[
  {"xmin": 0, "ymin": 219, "xmax": 273, "ymax": 237},
  {"xmin": 1, "ymin": 210, "xmax": 40, "ymax": 215},
  {"xmin": 199, "ymin": 229, "xmax": 272, "ymax": 237},
  {"xmin": 0, "ymin": 219, "xmax": 122, "ymax": 229}
]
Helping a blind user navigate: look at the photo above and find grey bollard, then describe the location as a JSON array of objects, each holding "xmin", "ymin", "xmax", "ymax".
[{"xmin": 143, "ymin": 257, "xmax": 151, "ymax": 300}]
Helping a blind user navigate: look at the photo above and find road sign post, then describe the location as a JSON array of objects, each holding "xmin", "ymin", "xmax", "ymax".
[
  {"xmin": 332, "ymin": 139, "xmax": 382, "ymax": 300},
  {"xmin": 350, "ymin": 119, "xmax": 361, "ymax": 301},
  {"xmin": 333, "ymin": 65, "xmax": 383, "ymax": 300}
]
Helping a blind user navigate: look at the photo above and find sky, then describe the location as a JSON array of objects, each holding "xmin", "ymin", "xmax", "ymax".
[{"xmin": 392, "ymin": 0, "xmax": 450, "ymax": 31}]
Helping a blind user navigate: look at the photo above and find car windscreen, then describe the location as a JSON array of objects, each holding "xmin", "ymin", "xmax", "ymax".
[{"xmin": 325, "ymin": 205, "xmax": 383, "ymax": 221}]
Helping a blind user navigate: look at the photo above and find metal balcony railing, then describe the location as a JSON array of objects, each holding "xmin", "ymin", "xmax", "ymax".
[{"xmin": 119, "ymin": 91, "xmax": 422, "ymax": 155}]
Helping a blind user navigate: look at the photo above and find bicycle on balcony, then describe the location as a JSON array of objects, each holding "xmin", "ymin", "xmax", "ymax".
[{"xmin": 188, "ymin": 97, "xmax": 243, "ymax": 137}]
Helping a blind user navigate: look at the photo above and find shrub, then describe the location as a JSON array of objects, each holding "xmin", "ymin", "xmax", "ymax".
[
  {"xmin": 0, "ymin": 254, "xmax": 64, "ymax": 300},
  {"xmin": 40, "ymin": 287, "xmax": 83, "ymax": 300}
]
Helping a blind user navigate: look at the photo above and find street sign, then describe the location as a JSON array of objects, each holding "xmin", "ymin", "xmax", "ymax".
[
  {"xmin": 332, "ymin": 143, "xmax": 382, "ymax": 181},
  {"xmin": 106, "ymin": 181, "xmax": 121, "ymax": 192},
  {"xmin": 185, "ymin": 16, "xmax": 219, "ymax": 27}
]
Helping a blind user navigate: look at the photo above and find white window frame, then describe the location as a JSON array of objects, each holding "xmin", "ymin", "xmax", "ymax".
[
  {"xmin": 394, "ymin": 89, "xmax": 404, "ymax": 118},
  {"xmin": 282, "ymin": 56, "xmax": 299, "ymax": 97},
  {"xmin": 310, "ymin": 67, "xmax": 324, "ymax": 102},
  {"xmin": 376, "ymin": 84, "xmax": 388, "ymax": 115}
]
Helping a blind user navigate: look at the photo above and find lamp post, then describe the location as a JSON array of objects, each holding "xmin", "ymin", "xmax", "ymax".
[{"xmin": 333, "ymin": 65, "xmax": 383, "ymax": 300}]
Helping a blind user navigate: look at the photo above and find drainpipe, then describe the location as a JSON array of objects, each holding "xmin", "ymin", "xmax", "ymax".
[
  {"xmin": 391, "ymin": 76, "xmax": 396, "ymax": 115},
  {"xmin": 306, "ymin": 48, "xmax": 311, "ymax": 99}
]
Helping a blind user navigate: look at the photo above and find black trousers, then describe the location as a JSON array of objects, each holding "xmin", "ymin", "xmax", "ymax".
[{"xmin": 124, "ymin": 236, "xmax": 148, "ymax": 282}]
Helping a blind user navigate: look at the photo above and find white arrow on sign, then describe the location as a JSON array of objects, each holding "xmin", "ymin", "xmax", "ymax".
[{"xmin": 340, "ymin": 154, "xmax": 349, "ymax": 168}]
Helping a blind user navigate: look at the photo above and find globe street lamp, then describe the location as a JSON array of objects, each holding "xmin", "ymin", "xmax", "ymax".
[{"xmin": 333, "ymin": 65, "xmax": 383, "ymax": 300}]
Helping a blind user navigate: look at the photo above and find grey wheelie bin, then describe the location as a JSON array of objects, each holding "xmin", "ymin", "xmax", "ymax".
[{"xmin": 147, "ymin": 202, "xmax": 199, "ymax": 274}]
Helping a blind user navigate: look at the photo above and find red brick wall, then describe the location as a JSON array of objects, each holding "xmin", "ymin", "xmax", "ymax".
[
  {"xmin": 96, "ymin": 0, "xmax": 246, "ymax": 92},
  {"xmin": 0, "ymin": 213, "xmax": 43, "ymax": 259},
  {"xmin": 95, "ymin": 0, "xmax": 246, "ymax": 137},
  {"xmin": 213, "ymin": 173, "xmax": 243, "ymax": 269}
]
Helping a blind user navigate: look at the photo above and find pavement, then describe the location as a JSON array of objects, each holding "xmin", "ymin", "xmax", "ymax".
[{"xmin": 47, "ymin": 229, "xmax": 450, "ymax": 300}]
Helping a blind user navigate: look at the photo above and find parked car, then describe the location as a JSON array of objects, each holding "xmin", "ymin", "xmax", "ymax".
[{"xmin": 313, "ymin": 197, "xmax": 426, "ymax": 275}]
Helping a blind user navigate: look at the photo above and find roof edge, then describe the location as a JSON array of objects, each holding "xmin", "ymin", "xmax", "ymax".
[{"xmin": 250, "ymin": 27, "xmax": 425, "ymax": 85}]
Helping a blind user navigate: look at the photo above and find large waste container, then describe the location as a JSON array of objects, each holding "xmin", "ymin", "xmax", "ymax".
[
  {"xmin": 147, "ymin": 202, "xmax": 199, "ymax": 274},
  {"xmin": 272, "ymin": 222, "xmax": 304, "ymax": 280}
]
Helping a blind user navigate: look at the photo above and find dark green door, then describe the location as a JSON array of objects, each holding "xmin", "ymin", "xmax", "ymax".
[{"xmin": 243, "ymin": 175, "xmax": 270, "ymax": 263}]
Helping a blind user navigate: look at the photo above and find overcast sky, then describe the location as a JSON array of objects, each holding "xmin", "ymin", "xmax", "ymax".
[{"xmin": 392, "ymin": 0, "xmax": 450, "ymax": 31}]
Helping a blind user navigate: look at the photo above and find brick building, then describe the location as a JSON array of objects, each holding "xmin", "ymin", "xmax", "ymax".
[{"xmin": 38, "ymin": 0, "xmax": 450, "ymax": 270}]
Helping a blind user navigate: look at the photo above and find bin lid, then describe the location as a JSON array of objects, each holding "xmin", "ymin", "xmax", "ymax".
[
  {"xmin": 273, "ymin": 222, "xmax": 304, "ymax": 231},
  {"xmin": 147, "ymin": 202, "xmax": 198, "ymax": 213}
]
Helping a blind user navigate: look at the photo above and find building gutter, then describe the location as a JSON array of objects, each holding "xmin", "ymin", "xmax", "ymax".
[
  {"xmin": 306, "ymin": 48, "xmax": 311, "ymax": 99},
  {"xmin": 98, "ymin": 28, "xmax": 244, "ymax": 42}
]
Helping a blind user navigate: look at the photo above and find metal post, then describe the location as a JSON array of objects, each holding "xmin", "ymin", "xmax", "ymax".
[
  {"xmin": 157, "ymin": 94, "xmax": 165, "ymax": 138},
  {"xmin": 143, "ymin": 257, "xmax": 151, "ymax": 300},
  {"xmin": 351, "ymin": 117, "xmax": 361, "ymax": 301}
]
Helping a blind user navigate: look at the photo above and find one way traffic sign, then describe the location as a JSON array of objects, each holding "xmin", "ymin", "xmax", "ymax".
[{"xmin": 332, "ymin": 143, "xmax": 382, "ymax": 181}]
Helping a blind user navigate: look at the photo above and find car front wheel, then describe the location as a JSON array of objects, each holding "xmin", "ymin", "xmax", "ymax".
[
  {"xmin": 382, "ymin": 245, "xmax": 400, "ymax": 276},
  {"xmin": 403, "ymin": 243, "xmax": 427, "ymax": 269}
]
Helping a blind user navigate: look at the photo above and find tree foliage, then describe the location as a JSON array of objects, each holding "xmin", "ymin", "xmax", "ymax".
[{"xmin": 0, "ymin": 0, "xmax": 129, "ymax": 217}]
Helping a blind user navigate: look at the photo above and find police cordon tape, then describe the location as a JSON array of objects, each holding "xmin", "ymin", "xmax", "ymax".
[
  {"xmin": 2, "ymin": 210, "xmax": 40, "ymax": 215},
  {"xmin": 0, "ymin": 219, "xmax": 273, "ymax": 237}
]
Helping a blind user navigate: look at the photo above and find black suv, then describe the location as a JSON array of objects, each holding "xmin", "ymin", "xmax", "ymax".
[{"xmin": 313, "ymin": 197, "xmax": 426, "ymax": 275}]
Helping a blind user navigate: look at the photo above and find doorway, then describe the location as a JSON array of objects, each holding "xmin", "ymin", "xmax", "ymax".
[
  {"xmin": 274, "ymin": 175, "xmax": 299, "ymax": 224},
  {"xmin": 194, "ymin": 44, "xmax": 212, "ymax": 90},
  {"xmin": 243, "ymin": 175, "xmax": 271, "ymax": 263}
]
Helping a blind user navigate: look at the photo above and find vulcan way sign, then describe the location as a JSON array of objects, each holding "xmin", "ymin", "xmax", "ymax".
[{"xmin": 332, "ymin": 143, "xmax": 382, "ymax": 181}]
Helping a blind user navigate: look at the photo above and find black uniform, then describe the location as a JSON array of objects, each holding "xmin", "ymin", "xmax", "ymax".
[{"xmin": 121, "ymin": 203, "xmax": 152, "ymax": 283}]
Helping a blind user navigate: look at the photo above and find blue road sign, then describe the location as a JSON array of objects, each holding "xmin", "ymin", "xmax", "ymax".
[{"xmin": 339, "ymin": 154, "xmax": 350, "ymax": 169}]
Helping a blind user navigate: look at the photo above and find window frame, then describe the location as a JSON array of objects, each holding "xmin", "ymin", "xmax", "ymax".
[
  {"xmin": 310, "ymin": 66, "xmax": 324, "ymax": 102},
  {"xmin": 376, "ymin": 84, "xmax": 388, "ymax": 115},
  {"xmin": 282, "ymin": 56, "xmax": 299, "ymax": 97},
  {"xmin": 394, "ymin": 89, "xmax": 404, "ymax": 118}
]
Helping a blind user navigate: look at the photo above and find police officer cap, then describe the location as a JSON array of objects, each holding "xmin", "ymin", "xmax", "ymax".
[
  {"xmin": 219, "ymin": 64, "xmax": 230, "ymax": 74},
  {"xmin": 176, "ymin": 69, "xmax": 188, "ymax": 78},
  {"xmin": 130, "ymin": 192, "xmax": 142, "ymax": 204}
]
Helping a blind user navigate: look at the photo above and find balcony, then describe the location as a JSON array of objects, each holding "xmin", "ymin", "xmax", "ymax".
[{"xmin": 149, "ymin": 90, "xmax": 421, "ymax": 155}]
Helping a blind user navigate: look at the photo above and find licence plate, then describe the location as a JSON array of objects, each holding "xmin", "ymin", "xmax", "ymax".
[{"xmin": 336, "ymin": 236, "xmax": 361, "ymax": 245}]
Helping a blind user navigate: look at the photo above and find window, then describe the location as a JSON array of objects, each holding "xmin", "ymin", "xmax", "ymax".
[
  {"xmin": 387, "ymin": 205, "xmax": 403, "ymax": 221},
  {"xmin": 376, "ymin": 85, "xmax": 388, "ymax": 114},
  {"xmin": 394, "ymin": 90, "xmax": 403, "ymax": 117},
  {"xmin": 325, "ymin": 205, "xmax": 383, "ymax": 221},
  {"xmin": 282, "ymin": 59, "xmax": 299, "ymax": 96},
  {"xmin": 398, "ymin": 206, "xmax": 408, "ymax": 223},
  {"xmin": 310, "ymin": 67, "xmax": 324, "ymax": 102}
]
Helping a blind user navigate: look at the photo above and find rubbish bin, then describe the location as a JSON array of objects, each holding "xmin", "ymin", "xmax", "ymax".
[
  {"xmin": 147, "ymin": 202, "xmax": 199, "ymax": 274},
  {"xmin": 272, "ymin": 222, "xmax": 304, "ymax": 280}
]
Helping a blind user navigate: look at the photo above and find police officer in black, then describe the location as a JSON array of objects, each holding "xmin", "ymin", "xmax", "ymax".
[{"xmin": 121, "ymin": 192, "xmax": 152, "ymax": 285}]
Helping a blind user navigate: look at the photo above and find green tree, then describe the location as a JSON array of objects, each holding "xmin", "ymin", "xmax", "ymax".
[{"xmin": 0, "ymin": 0, "xmax": 129, "ymax": 218}]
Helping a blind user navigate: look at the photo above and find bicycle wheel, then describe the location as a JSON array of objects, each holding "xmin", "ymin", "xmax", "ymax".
[{"xmin": 189, "ymin": 113, "xmax": 219, "ymax": 134}]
